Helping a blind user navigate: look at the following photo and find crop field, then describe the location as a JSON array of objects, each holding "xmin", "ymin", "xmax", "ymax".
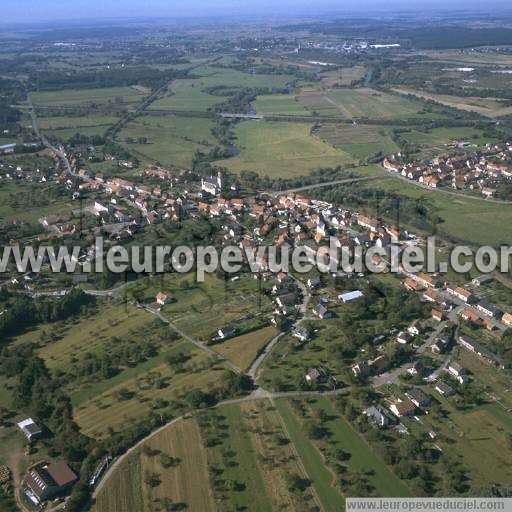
[
  {"xmin": 31, "ymin": 86, "xmax": 147, "ymax": 107},
  {"xmin": 199, "ymin": 400, "xmax": 327, "ymax": 511},
  {"xmin": 353, "ymin": 176, "xmax": 512, "ymax": 246},
  {"xmin": 314, "ymin": 123, "xmax": 399, "ymax": 160},
  {"xmin": 38, "ymin": 114, "xmax": 119, "ymax": 139},
  {"xmin": 298, "ymin": 87, "xmax": 429, "ymax": 120},
  {"xmin": 419, "ymin": 49, "xmax": 512, "ymax": 66},
  {"xmin": 31, "ymin": 302, "xmax": 154, "ymax": 371},
  {"xmin": 73, "ymin": 343, "xmax": 224, "ymax": 438},
  {"xmin": 217, "ymin": 120, "xmax": 355, "ymax": 178},
  {"xmin": 190, "ymin": 64, "xmax": 295, "ymax": 90},
  {"xmin": 394, "ymin": 126, "xmax": 500, "ymax": 158},
  {"xmin": 306, "ymin": 397, "xmax": 411, "ymax": 496},
  {"xmin": 149, "ymin": 79, "xmax": 223, "ymax": 112},
  {"xmin": 320, "ymin": 66, "xmax": 367, "ymax": 87},
  {"xmin": 414, "ymin": 389, "xmax": 512, "ymax": 487},
  {"xmin": 392, "ymin": 87, "xmax": 512, "ymax": 118},
  {"xmin": 274, "ymin": 399, "xmax": 344, "ymax": 512},
  {"xmin": 213, "ymin": 325, "xmax": 278, "ymax": 371},
  {"xmin": 117, "ymin": 114, "xmax": 216, "ymax": 168},
  {"xmin": 0, "ymin": 180, "xmax": 73, "ymax": 224},
  {"xmin": 93, "ymin": 453, "xmax": 144, "ymax": 512},
  {"xmin": 253, "ymin": 93, "xmax": 313, "ymax": 116}
]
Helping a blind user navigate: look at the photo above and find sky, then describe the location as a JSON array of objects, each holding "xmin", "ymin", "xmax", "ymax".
[{"xmin": 2, "ymin": 0, "xmax": 511, "ymax": 24}]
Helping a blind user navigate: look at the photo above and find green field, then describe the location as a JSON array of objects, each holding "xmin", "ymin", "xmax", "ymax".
[
  {"xmin": 298, "ymin": 88, "xmax": 431, "ymax": 120},
  {"xmin": 38, "ymin": 114, "xmax": 119, "ymax": 139},
  {"xmin": 31, "ymin": 86, "xmax": 147, "ymax": 107},
  {"xmin": 275, "ymin": 399, "xmax": 344, "ymax": 511},
  {"xmin": 320, "ymin": 66, "xmax": 367, "ymax": 87},
  {"xmin": 0, "ymin": 179, "xmax": 73, "ymax": 224},
  {"xmin": 315, "ymin": 123, "xmax": 399, "ymax": 160},
  {"xmin": 118, "ymin": 114, "xmax": 216, "ymax": 168},
  {"xmin": 253, "ymin": 93, "xmax": 313, "ymax": 116},
  {"xmin": 149, "ymin": 79, "xmax": 223, "ymax": 112},
  {"xmin": 217, "ymin": 120, "xmax": 355, "ymax": 178},
  {"xmin": 361, "ymin": 176, "xmax": 512, "ymax": 246},
  {"xmin": 129, "ymin": 273, "xmax": 271, "ymax": 341}
]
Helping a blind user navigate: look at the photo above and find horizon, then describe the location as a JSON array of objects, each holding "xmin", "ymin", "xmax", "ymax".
[{"xmin": 3, "ymin": 0, "xmax": 512, "ymax": 25}]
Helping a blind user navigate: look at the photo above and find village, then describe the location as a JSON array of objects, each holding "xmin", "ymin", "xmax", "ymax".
[{"xmin": 383, "ymin": 142, "xmax": 512, "ymax": 198}]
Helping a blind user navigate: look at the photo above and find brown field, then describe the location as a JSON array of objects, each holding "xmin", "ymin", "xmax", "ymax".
[
  {"xmin": 140, "ymin": 418, "xmax": 214, "ymax": 511},
  {"xmin": 393, "ymin": 87, "xmax": 512, "ymax": 118}
]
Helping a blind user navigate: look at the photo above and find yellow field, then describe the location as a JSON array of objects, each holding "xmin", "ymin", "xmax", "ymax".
[{"xmin": 213, "ymin": 326, "xmax": 278, "ymax": 371}]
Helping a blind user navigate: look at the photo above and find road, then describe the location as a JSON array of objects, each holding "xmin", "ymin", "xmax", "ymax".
[
  {"xmin": 267, "ymin": 175, "xmax": 385, "ymax": 196},
  {"xmin": 26, "ymin": 93, "xmax": 75, "ymax": 177}
]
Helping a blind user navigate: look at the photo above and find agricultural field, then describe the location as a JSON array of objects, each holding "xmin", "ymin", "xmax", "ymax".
[
  {"xmin": 73, "ymin": 342, "xmax": 223, "ymax": 438},
  {"xmin": 117, "ymin": 114, "xmax": 217, "ymax": 168},
  {"xmin": 94, "ymin": 418, "xmax": 213, "ymax": 512},
  {"xmin": 213, "ymin": 325, "xmax": 278, "ymax": 371},
  {"xmin": 253, "ymin": 93, "xmax": 313, "ymax": 116},
  {"xmin": 31, "ymin": 86, "xmax": 147, "ymax": 108},
  {"xmin": 126, "ymin": 273, "xmax": 271, "ymax": 342},
  {"xmin": 149, "ymin": 79, "xmax": 223, "ymax": 112},
  {"xmin": 38, "ymin": 114, "xmax": 119, "ymax": 139},
  {"xmin": 298, "ymin": 87, "xmax": 431, "ymax": 120},
  {"xmin": 320, "ymin": 66, "xmax": 367, "ymax": 87},
  {"xmin": 392, "ymin": 87, "xmax": 512, "ymax": 118},
  {"xmin": 0, "ymin": 179, "xmax": 73, "ymax": 224},
  {"xmin": 216, "ymin": 120, "xmax": 355, "ymax": 178},
  {"xmin": 314, "ymin": 123, "xmax": 399, "ymax": 160},
  {"xmin": 406, "ymin": 384, "xmax": 512, "ymax": 488}
]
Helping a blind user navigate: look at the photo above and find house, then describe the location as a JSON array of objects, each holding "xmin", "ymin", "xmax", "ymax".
[
  {"xmin": 432, "ymin": 309, "xmax": 443, "ymax": 322},
  {"xmin": 17, "ymin": 418, "xmax": 42, "ymax": 441},
  {"xmin": 397, "ymin": 331, "xmax": 412, "ymax": 345},
  {"xmin": 406, "ymin": 388, "xmax": 431, "ymax": 408},
  {"xmin": 313, "ymin": 303, "xmax": 332, "ymax": 319},
  {"xmin": 25, "ymin": 461, "xmax": 78, "ymax": 502},
  {"xmin": 448, "ymin": 362, "xmax": 468, "ymax": 378},
  {"xmin": 364, "ymin": 405, "xmax": 396, "ymax": 427},
  {"xmin": 307, "ymin": 276, "xmax": 321, "ymax": 289},
  {"xmin": 403, "ymin": 277, "xmax": 424, "ymax": 292},
  {"xmin": 389, "ymin": 399, "xmax": 417, "ymax": 417},
  {"xmin": 502, "ymin": 312, "xmax": 512, "ymax": 327},
  {"xmin": 407, "ymin": 320, "xmax": 423, "ymax": 336},
  {"xmin": 338, "ymin": 290, "xmax": 364, "ymax": 303},
  {"xmin": 276, "ymin": 293, "xmax": 297, "ymax": 309},
  {"xmin": 217, "ymin": 327, "xmax": 237, "ymax": 339},
  {"xmin": 414, "ymin": 272, "xmax": 438, "ymax": 289},
  {"xmin": 435, "ymin": 381, "xmax": 455, "ymax": 397},
  {"xmin": 448, "ymin": 286, "xmax": 474, "ymax": 303},
  {"xmin": 460, "ymin": 309, "xmax": 482, "ymax": 324},
  {"xmin": 304, "ymin": 367, "xmax": 325, "ymax": 385},
  {"xmin": 292, "ymin": 325, "xmax": 311, "ymax": 343},
  {"xmin": 476, "ymin": 302, "xmax": 502, "ymax": 318},
  {"xmin": 155, "ymin": 292, "xmax": 171, "ymax": 305},
  {"xmin": 458, "ymin": 334, "xmax": 504, "ymax": 368},
  {"xmin": 431, "ymin": 338, "xmax": 449, "ymax": 354},
  {"xmin": 369, "ymin": 354, "xmax": 390, "ymax": 374},
  {"xmin": 352, "ymin": 361, "xmax": 371, "ymax": 378},
  {"xmin": 201, "ymin": 171, "xmax": 222, "ymax": 196},
  {"xmin": 472, "ymin": 275, "xmax": 492, "ymax": 287}
]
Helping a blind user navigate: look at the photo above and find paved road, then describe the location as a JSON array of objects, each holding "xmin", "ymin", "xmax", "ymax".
[
  {"xmin": 267, "ymin": 175, "xmax": 384, "ymax": 196},
  {"xmin": 26, "ymin": 94, "xmax": 75, "ymax": 177}
]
